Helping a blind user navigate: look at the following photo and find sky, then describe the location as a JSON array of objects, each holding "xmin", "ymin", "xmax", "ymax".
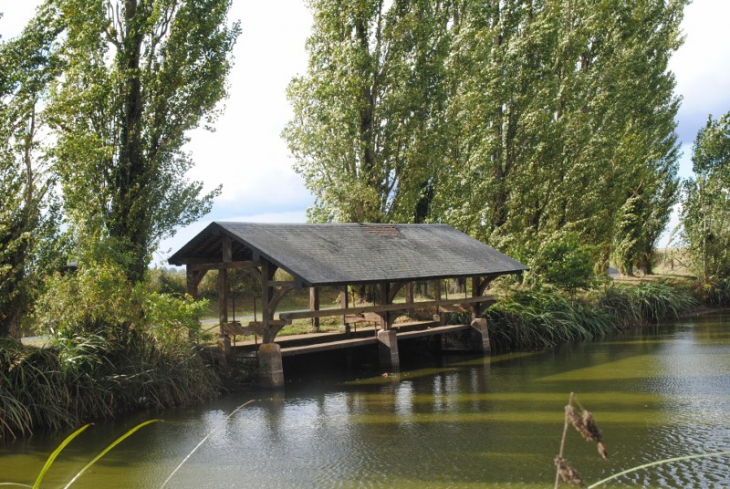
[{"xmin": 2, "ymin": 0, "xmax": 729, "ymax": 262}]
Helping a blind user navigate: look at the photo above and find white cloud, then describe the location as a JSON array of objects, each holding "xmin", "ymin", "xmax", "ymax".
[
  {"xmin": 183, "ymin": 1, "xmax": 314, "ymax": 215},
  {"xmin": 669, "ymin": 0, "xmax": 730, "ymax": 144}
]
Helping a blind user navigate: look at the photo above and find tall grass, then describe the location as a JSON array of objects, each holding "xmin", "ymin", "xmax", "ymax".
[
  {"xmin": 0, "ymin": 334, "xmax": 220, "ymax": 440},
  {"xmin": 486, "ymin": 281, "xmax": 696, "ymax": 351}
]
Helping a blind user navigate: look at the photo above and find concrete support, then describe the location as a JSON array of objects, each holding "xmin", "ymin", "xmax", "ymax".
[
  {"xmin": 258, "ymin": 343, "xmax": 284, "ymax": 388},
  {"xmin": 470, "ymin": 318, "xmax": 491, "ymax": 353},
  {"xmin": 377, "ymin": 329, "xmax": 400, "ymax": 371}
]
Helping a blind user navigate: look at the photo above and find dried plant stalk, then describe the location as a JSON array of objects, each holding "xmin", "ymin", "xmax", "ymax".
[
  {"xmin": 554, "ymin": 393, "xmax": 608, "ymax": 488},
  {"xmin": 582, "ymin": 410, "xmax": 602, "ymax": 442},
  {"xmin": 555, "ymin": 456, "xmax": 584, "ymax": 486}
]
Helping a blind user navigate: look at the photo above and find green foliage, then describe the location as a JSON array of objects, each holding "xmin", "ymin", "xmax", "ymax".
[
  {"xmin": 486, "ymin": 288, "xmax": 617, "ymax": 351},
  {"xmin": 0, "ymin": 5, "xmax": 65, "ymax": 338},
  {"xmin": 531, "ymin": 232, "xmax": 597, "ymax": 294},
  {"xmin": 680, "ymin": 112, "xmax": 730, "ymax": 283},
  {"xmin": 0, "ymin": 259, "xmax": 220, "ymax": 439},
  {"xmin": 148, "ymin": 268, "xmax": 187, "ymax": 296},
  {"xmin": 0, "ymin": 331, "xmax": 218, "ymax": 439},
  {"xmin": 145, "ymin": 292, "xmax": 210, "ymax": 346},
  {"xmin": 37, "ymin": 0, "xmax": 240, "ymax": 281},
  {"xmin": 284, "ymin": 0, "xmax": 451, "ymax": 223},
  {"xmin": 287, "ymin": 0, "xmax": 685, "ymax": 274}
]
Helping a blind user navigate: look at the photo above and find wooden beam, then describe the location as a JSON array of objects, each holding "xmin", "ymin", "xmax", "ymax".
[
  {"xmin": 268, "ymin": 283, "xmax": 297, "ymax": 315},
  {"xmin": 279, "ymin": 295, "xmax": 497, "ymax": 321},
  {"xmin": 218, "ymin": 268, "xmax": 228, "ymax": 330},
  {"xmin": 261, "ymin": 261, "xmax": 272, "ymax": 343},
  {"xmin": 268, "ymin": 280, "xmax": 298, "ymax": 287},
  {"xmin": 341, "ymin": 285, "xmax": 350, "ymax": 335},
  {"xmin": 387, "ymin": 281, "xmax": 407, "ymax": 303},
  {"xmin": 378, "ymin": 282, "xmax": 391, "ymax": 330}
]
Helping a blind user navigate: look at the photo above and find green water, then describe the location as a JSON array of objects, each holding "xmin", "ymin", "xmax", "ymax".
[{"xmin": 2, "ymin": 315, "xmax": 730, "ymax": 488}]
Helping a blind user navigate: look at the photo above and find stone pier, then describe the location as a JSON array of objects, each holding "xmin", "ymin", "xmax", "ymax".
[
  {"xmin": 258, "ymin": 343, "xmax": 284, "ymax": 388},
  {"xmin": 377, "ymin": 329, "xmax": 400, "ymax": 371}
]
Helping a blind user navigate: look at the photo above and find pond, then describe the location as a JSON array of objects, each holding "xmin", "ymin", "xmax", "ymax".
[{"xmin": 2, "ymin": 314, "xmax": 730, "ymax": 488}]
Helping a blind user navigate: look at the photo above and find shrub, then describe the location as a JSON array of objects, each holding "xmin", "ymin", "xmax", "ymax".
[{"xmin": 531, "ymin": 232, "xmax": 597, "ymax": 295}]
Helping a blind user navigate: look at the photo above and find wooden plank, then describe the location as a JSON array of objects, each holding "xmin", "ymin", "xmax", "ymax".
[
  {"xmin": 397, "ymin": 324, "xmax": 471, "ymax": 340},
  {"xmin": 222, "ymin": 322, "xmax": 257, "ymax": 336},
  {"xmin": 438, "ymin": 304, "xmax": 469, "ymax": 313},
  {"xmin": 281, "ymin": 337, "xmax": 378, "ymax": 357},
  {"xmin": 343, "ymin": 312, "xmax": 381, "ymax": 324},
  {"xmin": 279, "ymin": 323, "xmax": 472, "ymax": 356},
  {"xmin": 279, "ymin": 295, "xmax": 497, "ymax": 321}
]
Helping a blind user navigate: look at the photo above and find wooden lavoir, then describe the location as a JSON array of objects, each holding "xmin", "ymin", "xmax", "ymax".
[{"xmin": 169, "ymin": 222, "xmax": 528, "ymax": 388}]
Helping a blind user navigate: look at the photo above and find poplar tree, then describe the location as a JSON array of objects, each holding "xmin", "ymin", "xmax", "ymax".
[
  {"xmin": 45, "ymin": 0, "xmax": 240, "ymax": 282},
  {"xmin": 681, "ymin": 113, "xmax": 730, "ymax": 283},
  {"xmin": 284, "ymin": 0, "xmax": 452, "ymax": 223},
  {"xmin": 286, "ymin": 0, "xmax": 686, "ymax": 277},
  {"xmin": 0, "ymin": 8, "xmax": 63, "ymax": 337}
]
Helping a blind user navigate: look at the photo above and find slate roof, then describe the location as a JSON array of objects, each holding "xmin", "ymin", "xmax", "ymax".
[{"xmin": 168, "ymin": 222, "xmax": 528, "ymax": 287}]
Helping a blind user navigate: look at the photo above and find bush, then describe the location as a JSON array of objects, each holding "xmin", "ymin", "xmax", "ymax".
[
  {"xmin": 593, "ymin": 280, "xmax": 697, "ymax": 327},
  {"xmin": 531, "ymin": 232, "xmax": 597, "ymax": 295}
]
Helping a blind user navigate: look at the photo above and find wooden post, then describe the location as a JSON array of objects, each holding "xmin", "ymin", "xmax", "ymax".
[
  {"xmin": 309, "ymin": 287, "xmax": 320, "ymax": 332},
  {"xmin": 378, "ymin": 282, "xmax": 391, "ymax": 330},
  {"xmin": 471, "ymin": 276, "xmax": 481, "ymax": 321},
  {"xmin": 340, "ymin": 285, "xmax": 350, "ymax": 335},
  {"xmin": 217, "ymin": 235, "xmax": 233, "ymax": 357},
  {"xmin": 406, "ymin": 281, "xmax": 414, "ymax": 317},
  {"xmin": 261, "ymin": 261, "xmax": 272, "ymax": 344},
  {"xmin": 434, "ymin": 279, "xmax": 442, "ymax": 324}
]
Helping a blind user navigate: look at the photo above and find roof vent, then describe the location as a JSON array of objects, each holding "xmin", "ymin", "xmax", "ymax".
[{"xmin": 362, "ymin": 225, "xmax": 401, "ymax": 238}]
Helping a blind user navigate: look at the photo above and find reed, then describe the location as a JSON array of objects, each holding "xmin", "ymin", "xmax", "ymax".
[
  {"xmin": 486, "ymin": 281, "xmax": 696, "ymax": 352},
  {"xmin": 0, "ymin": 333, "xmax": 219, "ymax": 440}
]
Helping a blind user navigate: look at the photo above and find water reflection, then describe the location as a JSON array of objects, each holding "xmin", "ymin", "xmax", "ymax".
[{"xmin": 1, "ymin": 316, "xmax": 729, "ymax": 488}]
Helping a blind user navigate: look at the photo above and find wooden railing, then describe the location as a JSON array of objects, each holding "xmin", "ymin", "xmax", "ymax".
[{"xmin": 278, "ymin": 295, "xmax": 497, "ymax": 322}]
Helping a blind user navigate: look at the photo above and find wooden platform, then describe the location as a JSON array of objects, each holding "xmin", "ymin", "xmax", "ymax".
[{"xmin": 279, "ymin": 322, "xmax": 471, "ymax": 357}]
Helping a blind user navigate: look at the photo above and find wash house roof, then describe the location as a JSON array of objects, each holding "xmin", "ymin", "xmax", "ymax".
[{"xmin": 168, "ymin": 222, "xmax": 528, "ymax": 287}]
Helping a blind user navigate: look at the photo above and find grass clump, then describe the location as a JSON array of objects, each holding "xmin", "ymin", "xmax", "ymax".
[
  {"xmin": 486, "ymin": 288, "xmax": 618, "ymax": 351},
  {"xmin": 486, "ymin": 280, "xmax": 696, "ymax": 352}
]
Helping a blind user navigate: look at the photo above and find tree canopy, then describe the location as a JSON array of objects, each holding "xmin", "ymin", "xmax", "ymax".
[
  {"xmin": 285, "ymin": 0, "xmax": 687, "ymax": 275},
  {"xmin": 681, "ymin": 112, "xmax": 730, "ymax": 283},
  {"xmin": 0, "ymin": 7, "xmax": 64, "ymax": 337},
  {"xmin": 0, "ymin": 0, "xmax": 240, "ymax": 337},
  {"xmin": 46, "ymin": 0, "xmax": 240, "ymax": 281}
]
